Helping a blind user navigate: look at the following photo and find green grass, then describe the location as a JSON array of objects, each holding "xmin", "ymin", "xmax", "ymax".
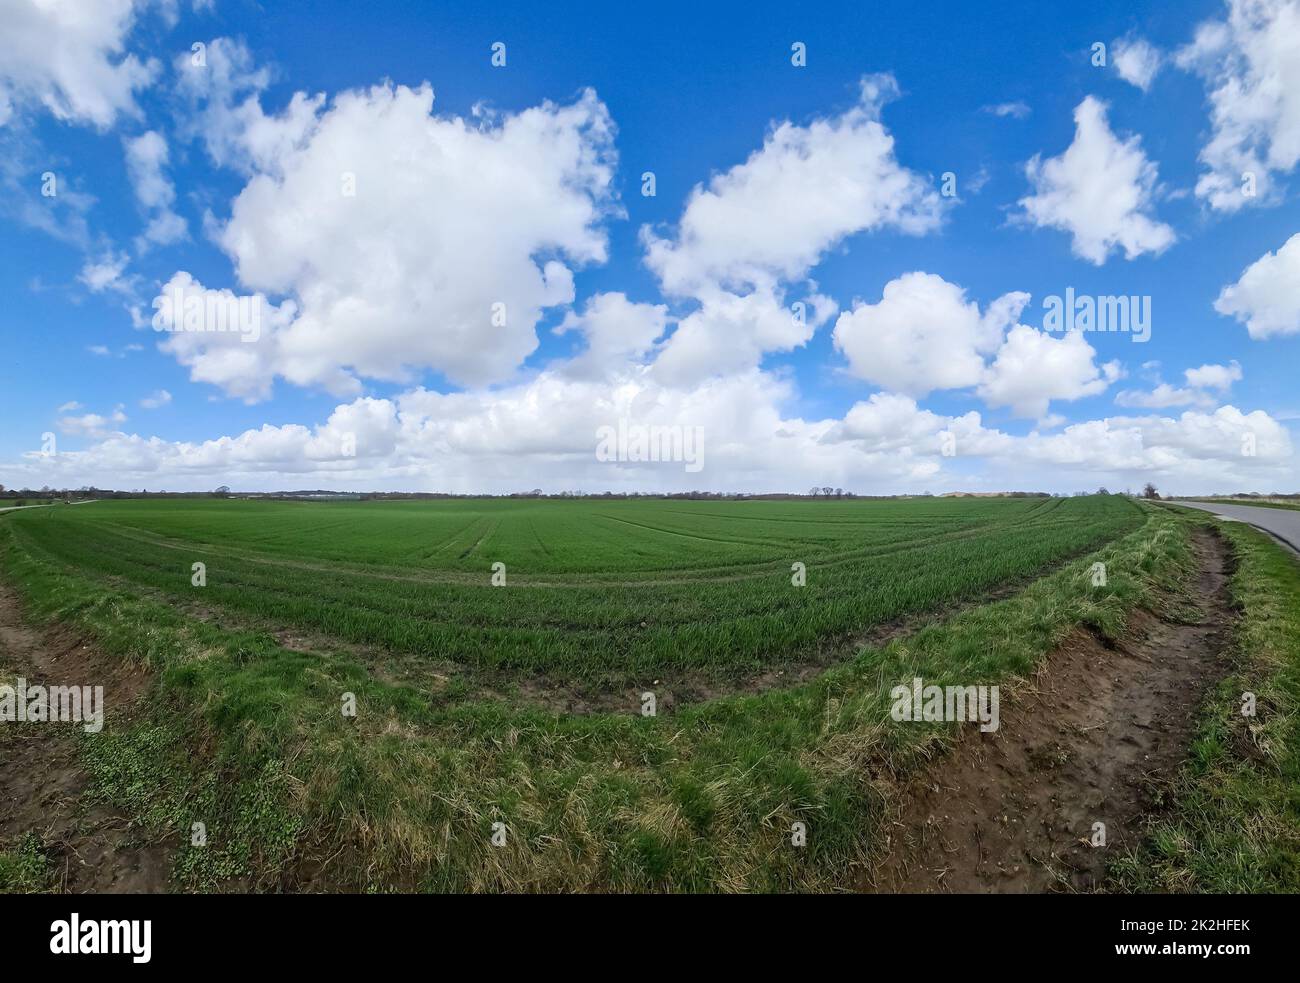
[
  {"xmin": 1112, "ymin": 520, "xmax": 1300, "ymax": 892},
  {"xmin": 0, "ymin": 833, "xmax": 55, "ymax": 893},
  {"xmin": 0, "ymin": 495, "xmax": 1190, "ymax": 891},
  {"xmin": 2, "ymin": 495, "xmax": 1141, "ymax": 682}
]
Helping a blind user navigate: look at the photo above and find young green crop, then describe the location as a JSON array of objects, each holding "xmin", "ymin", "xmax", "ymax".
[{"xmin": 5, "ymin": 495, "xmax": 1141, "ymax": 683}]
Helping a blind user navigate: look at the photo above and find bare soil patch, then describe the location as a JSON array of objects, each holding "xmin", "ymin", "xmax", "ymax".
[
  {"xmin": 0, "ymin": 583, "xmax": 170, "ymax": 892},
  {"xmin": 867, "ymin": 527, "xmax": 1235, "ymax": 893}
]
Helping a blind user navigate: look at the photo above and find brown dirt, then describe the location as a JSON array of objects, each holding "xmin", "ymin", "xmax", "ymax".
[
  {"xmin": 867, "ymin": 527, "xmax": 1235, "ymax": 893},
  {"xmin": 0, "ymin": 582, "xmax": 171, "ymax": 892}
]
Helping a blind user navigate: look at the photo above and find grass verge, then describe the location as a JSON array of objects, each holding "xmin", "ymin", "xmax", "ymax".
[{"xmin": 1113, "ymin": 519, "xmax": 1300, "ymax": 891}]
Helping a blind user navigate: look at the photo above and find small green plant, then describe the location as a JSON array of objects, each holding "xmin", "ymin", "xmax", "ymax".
[{"xmin": 0, "ymin": 833, "xmax": 55, "ymax": 893}]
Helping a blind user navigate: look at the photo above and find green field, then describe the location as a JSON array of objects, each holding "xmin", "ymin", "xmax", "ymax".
[
  {"xmin": 3, "ymin": 495, "xmax": 1141, "ymax": 685},
  {"xmin": 1, "ymin": 494, "xmax": 1170, "ymax": 891}
]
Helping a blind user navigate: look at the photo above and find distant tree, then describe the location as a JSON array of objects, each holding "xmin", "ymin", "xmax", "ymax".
[
  {"xmin": 1142, "ymin": 482, "xmax": 1160, "ymax": 500},
  {"xmin": 1097, "ymin": 486, "xmax": 1109, "ymax": 495},
  {"xmin": 834, "ymin": 487, "xmax": 844, "ymax": 498},
  {"xmin": 822, "ymin": 486, "xmax": 833, "ymax": 497},
  {"xmin": 809, "ymin": 487, "xmax": 820, "ymax": 497}
]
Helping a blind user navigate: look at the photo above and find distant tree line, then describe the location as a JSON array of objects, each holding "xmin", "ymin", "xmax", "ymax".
[{"xmin": 6, "ymin": 484, "xmax": 1294, "ymax": 503}]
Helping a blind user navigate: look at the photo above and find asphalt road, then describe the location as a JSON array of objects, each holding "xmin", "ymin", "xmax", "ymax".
[{"xmin": 1172, "ymin": 500, "xmax": 1300, "ymax": 555}]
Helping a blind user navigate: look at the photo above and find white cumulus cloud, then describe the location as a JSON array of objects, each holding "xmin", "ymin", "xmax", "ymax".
[
  {"xmin": 1018, "ymin": 96, "xmax": 1175, "ymax": 264},
  {"xmin": 1113, "ymin": 37, "xmax": 1163, "ymax": 91},
  {"xmin": 1185, "ymin": 360, "xmax": 1243, "ymax": 391},
  {"xmin": 160, "ymin": 51, "xmax": 620, "ymax": 398},
  {"xmin": 1177, "ymin": 0, "xmax": 1300, "ymax": 211},
  {"xmin": 1214, "ymin": 232, "xmax": 1300, "ymax": 337},
  {"xmin": 979, "ymin": 326, "xmax": 1121, "ymax": 419},
  {"xmin": 644, "ymin": 75, "xmax": 941, "ymax": 385},
  {"xmin": 643, "ymin": 75, "xmax": 943, "ymax": 297},
  {"xmin": 0, "ymin": 0, "xmax": 156, "ymax": 129},
  {"xmin": 123, "ymin": 130, "xmax": 186, "ymax": 247},
  {"xmin": 833, "ymin": 272, "xmax": 1021, "ymax": 396}
]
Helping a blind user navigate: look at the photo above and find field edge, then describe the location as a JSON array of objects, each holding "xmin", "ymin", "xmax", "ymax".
[{"xmin": 1111, "ymin": 517, "xmax": 1300, "ymax": 892}]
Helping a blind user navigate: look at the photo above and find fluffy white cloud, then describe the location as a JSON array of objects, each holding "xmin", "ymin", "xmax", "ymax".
[
  {"xmin": 1185, "ymin": 360, "xmax": 1243, "ymax": 391},
  {"xmin": 0, "ymin": 0, "xmax": 156, "ymax": 128},
  {"xmin": 163, "ymin": 60, "xmax": 945, "ymax": 401},
  {"xmin": 554, "ymin": 292, "xmax": 668, "ymax": 380},
  {"xmin": 998, "ymin": 407, "xmax": 1292, "ymax": 484},
  {"xmin": 57, "ymin": 407, "xmax": 127, "ymax": 438},
  {"xmin": 171, "ymin": 75, "xmax": 617, "ymax": 396},
  {"xmin": 835, "ymin": 273, "xmax": 1123, "ymax": 419},
  {"xmin": 643, "ymin": 75, "xmax": 943, "ymax": 298},
  {"xmin": 123, "ymin": 130, "xmax": 186, "ymax": 247},
  {"xmin": 1126, "ymin": 405, "xmax": 1291, "ymax": 465},
  {"xmin": 78, "ymin": 252, "xmax": 133, "ymax": 295},
  {"xmin": 1115, "ymin": 360, "xmax": 1241, "ymax": 410},
  {"xmin": 644, "ymin": 75, "xmax": 940, "ymax": 383},
  {"xmin": 1177, "ymin": 0, "xmax": 1300, "ymax": 211},
  {"xmin": 16, "ymin": 371, "xmax": 862, "ymax": 490},
  {"xmin": 834, "ymin": 274, "xmax": 1121, "ymax": 418},
  {"xmin": 1113, "ymin": 37, "xmax": 1163, "ymax": 91},
  {"xmin": 140, "ymin": 389, "xmax": 172, "ymax": 409},
  {"xmin": 1018, "ymin": 96, "xmax": 1175, "ymax": 264},
  {"xmin": 152, "ymin": 272, "xmax": 299, "ymax": 403},
  {"xmin": 652, "ymin": 286, "xmax": 836, "ymax": 387},
  {"xmin": 831, "ymin": 393, "xmax": 953, "ymax": 454},
  {"xmin": 14, "ymin": 364, "xmax": 905, "ymax": 491},
  {"xmin": 123, "ymin": 131, "xmax": 171, "ymax": 209},
  {"xmin": 1214, "ymin": 232, "xmax": 1300, "ymax": 337},
  {"xmin": 18, "ymin": 377, "xmax": 1290, "ymax": 496},
  {"xmin": 978, "ymin": 326, "xmax": 1121, "ymax": 419},
  {"xmin": 173, "ymin": 37, "xmax": 324, "ymax": 175},
  {"xmin": 833, "ymin": 273, "xmax": 1022, "ymax": 396},
  {"xmin": 1115, "ymin": 383, "xmax": 1214, "ymax": 409}
]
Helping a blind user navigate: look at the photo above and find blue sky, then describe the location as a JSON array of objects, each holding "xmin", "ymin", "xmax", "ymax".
[{"xmin": 1, "ymin": 0, "xmax": 1298, "ymax": 494}]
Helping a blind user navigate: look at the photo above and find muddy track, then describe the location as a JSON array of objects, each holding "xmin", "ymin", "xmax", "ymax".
[
  {"xmin": 867, "ymin": 527, "xmax": 1235, "ymax": 893},
  {"xmin": 0, "ymin": 583, "xmax": 170, "ymax": 892}
]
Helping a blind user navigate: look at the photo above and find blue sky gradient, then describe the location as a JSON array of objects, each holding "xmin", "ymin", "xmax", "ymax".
[{"xmin": 1, "ymin": 0, "xmax": 1297, "ymax": 494}]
